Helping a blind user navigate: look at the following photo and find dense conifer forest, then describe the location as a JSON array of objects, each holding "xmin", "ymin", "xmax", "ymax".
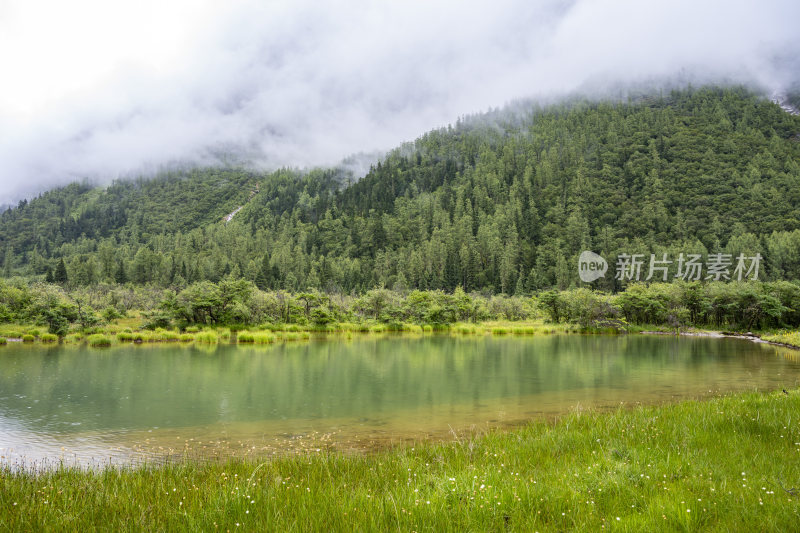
[{"xmin": 1, "ymin": 86, "xmax": 799, "ymax": 295}]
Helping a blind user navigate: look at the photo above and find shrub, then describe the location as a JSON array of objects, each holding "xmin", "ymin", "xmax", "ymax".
[
  {"xmin": 185, "ymin": 326, "xmax": 200, "ymax": 333},
  {"xmin": 87, "ymin": 334, "xmax": 112, "ymax": 347},
  {"xmin": 102, "ymin": 306, "xmax": 125, "ymax": 322},
  {"xmin": 40, "ymin": 333, "xmax": 58, "ymax": 343},
  {"xmin": 22, "ymin": 334, "xmax": 35, "ymax": 343},
  {"xmin": 26, "ymin": 329, "xmax": 41, "ymax": 337},
  {"xmin": 0, "ymin": 337, "xmax": 7, "ymax": 345},
  {"xmin": 5, "ymin": 331, "xmax": 22, "ymax": 339}
]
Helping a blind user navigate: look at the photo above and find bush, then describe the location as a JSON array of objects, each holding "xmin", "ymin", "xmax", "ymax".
[
  {"xmin": 102, "ymin": 306, "xmax": 125, "ymax": 322},
  {"xmin": 0, "ymin": 337, "xmax": 7, "ymax": 345},
  {"xmin": 22, "ymin": 334, "xmax": 35, "ymax": 343},
  {"xmin": 142, "ymin": 311, "xmax": 172, "ymax": 330},
  {"xmin": 87, "ymin": 334, "xmax": 112, "ymax": 347},
  {"xmin": 40, "ymin": 333, "xmax": 58, "ymax": 343},
  {"xmin": 185, "ymin": 326, "xmax": 201, "ymax": 333}
]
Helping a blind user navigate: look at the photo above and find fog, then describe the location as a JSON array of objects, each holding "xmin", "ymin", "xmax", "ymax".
[{"xmin": 0, "ymin": 0, "xmax": 798, "ymax": 204}]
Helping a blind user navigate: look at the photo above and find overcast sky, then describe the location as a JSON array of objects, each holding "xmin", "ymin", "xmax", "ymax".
[{"xmin": 0, "ymin": 0, "xmax": 798, "ymax": 204}]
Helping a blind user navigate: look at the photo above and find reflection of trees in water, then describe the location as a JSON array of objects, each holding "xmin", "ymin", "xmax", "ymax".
[{"xmin": 0, "ymin": 337, "xmax": 795, "ymax": 436}]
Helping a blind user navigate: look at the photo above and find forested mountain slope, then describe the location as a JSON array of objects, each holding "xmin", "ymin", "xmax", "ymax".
[{"xmin": 1, "ymin": 86, "xmax": 799, "ymax": 293}]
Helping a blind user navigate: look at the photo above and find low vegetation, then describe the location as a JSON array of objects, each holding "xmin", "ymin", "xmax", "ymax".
[
  {"xmin": 2, "ymin": 390, "xmax": 799, "ymax": 531},
  {"xmin": 1, "ymin": 277, "xmax": 799, "ymax": 340},
  {"xmin": 86, "ymin": 334, "xmax": 112, "ymax": 347},
  {"xmin": 762, "ymin": 331, "xmax": 800, "ymax": 348}
]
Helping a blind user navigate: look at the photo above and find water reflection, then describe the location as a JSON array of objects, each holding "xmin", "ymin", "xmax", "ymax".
[{"xmin": 0, "ymin": 335, "xmax": 798, "ymax": 468}]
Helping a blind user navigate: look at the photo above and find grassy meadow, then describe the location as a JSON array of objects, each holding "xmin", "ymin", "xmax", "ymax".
[{"xmin": 2, "ymin": 390, "xmax": 800, "ymax": 531}]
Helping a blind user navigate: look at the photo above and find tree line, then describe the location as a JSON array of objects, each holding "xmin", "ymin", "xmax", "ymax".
[
  {"xmin": 2, "ymin": 278, "xmax": 799, "ymax": 337},
  {"xmin": 1, "ymin": 86, "xmax": 799, "ymax": 294}
]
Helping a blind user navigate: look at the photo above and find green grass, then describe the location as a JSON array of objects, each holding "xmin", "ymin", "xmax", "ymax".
[
  {"xmin": 238, "ymin": 331, "xmax": 277, "ymax": 344},
  {"xmin": 0, "ymin": 325, "xmax": 26, "ymax": 338},
  {"xmin": 237, "ymin": 331, "xmax": 255, "ymax": 343},
  {"xmin": 40, "ymin": 333, "xmax": 58, "ymax": 343},
  {"xmin": 21, "ymin": 334, "xmax": 35, "ymax": 343},
  {"xmin": 154, "ymin": 329, "xmax": 180, "ymax": 342},
  {"xmin": 253, "ymin": 332, "xmax": 277, "ymax": 344},
  {"xmin": 763, "ymin": 330, "xmax": 800, "ymax": 348},
  {"xmin": 86, "ymin": 334, "xmax": 112, "ymax": 347},
  {"xmin": 0, "ymin": 337, "xmax": 6, "ymax": 345},
  {"xmin": 195, "ymin": 331, "xmax": 219, "ymax": 344},
  {"xmin": 2, "ymin": 390, "xmax": 799, "ymax": 531}
]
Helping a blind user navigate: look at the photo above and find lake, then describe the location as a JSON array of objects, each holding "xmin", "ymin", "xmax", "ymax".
[{"xmin": 1, "ymin": 335, "xmax": 798, "ymax": 468}]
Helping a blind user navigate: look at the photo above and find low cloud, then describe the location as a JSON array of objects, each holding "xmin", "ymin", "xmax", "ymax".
[{"xmin": 1, "ymin": 0, "xmax": 798, "ymax": 203}]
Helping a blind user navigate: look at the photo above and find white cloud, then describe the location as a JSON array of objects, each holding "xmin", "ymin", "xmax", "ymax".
[{"xmin": 0, "ymin": 0, "xmax": 798, "ymax": 203}]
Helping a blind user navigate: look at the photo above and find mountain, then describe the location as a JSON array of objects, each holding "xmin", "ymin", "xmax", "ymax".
[{"xmin": 1, "ymin": 85, "xmax": 799, "ymax": 293}]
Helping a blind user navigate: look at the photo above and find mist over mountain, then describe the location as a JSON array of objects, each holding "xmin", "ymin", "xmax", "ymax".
[
  {"xmin": 1, "ymin": 0, "xmax": 799, "ymax": 204},
  {"xmin": 2, "ymin": 86, "xmax": 799, "ymax": 294}
]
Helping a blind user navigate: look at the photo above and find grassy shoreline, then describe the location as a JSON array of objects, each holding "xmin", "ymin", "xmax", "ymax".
[
  {"xmin": 2, "ymin": 389, "xmax": 799, "ymax": 531},
  {"xmin": 2, "ymin": 318, "xmax": 798, "ymax": 350},
  {"xmin": 0, "ymin": 320, "xmax": 578, "ymax": 348}
]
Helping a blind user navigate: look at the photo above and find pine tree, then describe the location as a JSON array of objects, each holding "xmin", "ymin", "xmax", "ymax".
[
  {"xmin": 255, "ymin": 254, "xmax": 271, "ymax": 290},
  {"xmin": 54, "ymin": 258, "xmax": 68, "ymax": 284},
  {"xmin": 115, "ymin": 260, "xmax": 128, "ymax": 284}
]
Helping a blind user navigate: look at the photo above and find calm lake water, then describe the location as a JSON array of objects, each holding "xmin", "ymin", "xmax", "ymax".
[{"xmin": 1, "ymin": 335, "xmax": 798, "ymax": 468}]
